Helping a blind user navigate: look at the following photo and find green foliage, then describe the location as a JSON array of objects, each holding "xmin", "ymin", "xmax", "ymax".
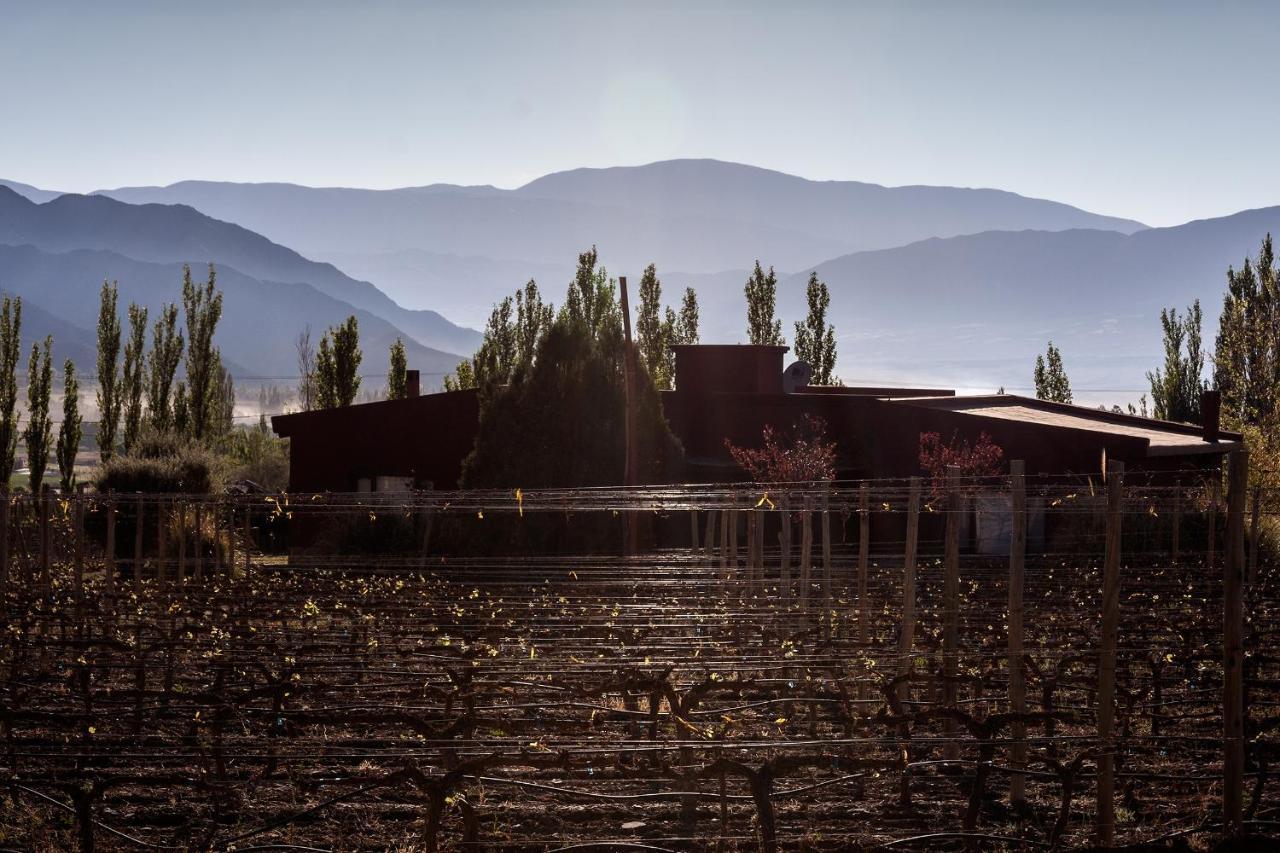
[
  {"xmin": 225, "ymin": 415, "xmax": 289, "ymax": 491},
  {"xmin": 94, "ymin": 282, "xmax": 121, "ymax": 463},
  {"xmin": 295, "ymin": 325, "xmax": 317, "ymax": 411},
  {"xmin": 636, "ymin": 263, "xmax": 673, "ymax": 389},
  {"xmin": 387, "ymin": 337, "xmax": 407, "ymax": 400},
  {"xmin": 677, "ymin": 287, "xmax": 700, "ymax": 346},
  {"xmin": 561, "ymin": 247, "xmax": 623, "ymax": 355},
  {"xmin": 93, "ymin": 429, "xmax": 218, "ymax": 494},
  {"xmin": 181, "ymin": 263, "xmax": 225, "ymax": 442},
  {"xmin": 1033, "ymin": 341, "xmax": 1072, "ymax": 403},
  {"xmin": 316, "ymin": 315, "xmax": 362, "ymax": 408},
  {"xmin": 461, "ymin": 313, "xmax": 681, "ymax": 490},
  {"xmin": 120, "ymin": 302, "xmax": 148, "ymax": 455},
  {"xmin": 793, "ymin": 271, "xmax": 839, "ymax": 385},
  {"xmin": 146, "ymin": 303, "xmax": 184, "ymax": 433},
  {"xmin": 56, "ymin": 359, "xmax": 81, "ymax": 493},
  {"xmin": 744, "ymin": 260, "xmax": 783, "ymax": 346},
  {"xmin": 444, "ymin": 279, "xmax": 554, "ymax": 392},
  {"xmin": 1147, "ymin": 301, "xmax": 1205, "ymax": 423},
  {"xmin": 22, "ymin": 336, "xmax": 52, "ymax": 493},
  {"xmin": 216, "ymin": 362, "xmax": 236, "ymax": 438}
]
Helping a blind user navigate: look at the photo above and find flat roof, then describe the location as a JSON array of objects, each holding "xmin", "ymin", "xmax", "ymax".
[{"xmin": 892, "ymin": 394, "xmax": 1243, "ymax": 456}]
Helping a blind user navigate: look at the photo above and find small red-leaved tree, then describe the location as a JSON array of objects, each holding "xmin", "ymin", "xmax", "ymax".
[
  {"xmin": 918, "ymin": 430, "xmax": 1004, "ymax": 495},
  {"xmin": 725, "ymin": 414, "xmax": 837, "ymax": 483}
]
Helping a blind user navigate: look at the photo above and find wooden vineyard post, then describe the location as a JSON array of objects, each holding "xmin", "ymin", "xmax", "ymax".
[
  {"xmin": 1224, "ymin": 450, "xmax": 1248, "ymax": 837},
  {"xmin": 1097, "ymin": 460, "xmax": 1124, "ymax": 847},
  {"xmin": 194, "ymin": 501, "xmax": 204, "ymax": 583},
  {"xmin": 728, "ymin": 505, "xmax": 739, "ymax": 594},
  {"xmin": 703, "ymin": 509, "xmax": 716, "ymax": 571},
  {"xmin": 38, "ymin": 487, "xmax": 51, "ymax": 596},
  {"xmin": 227, "ymin": 501, "xmax": 237, "ymax": 576},
  {"xmin": 1208, "ymin": 475, "xmax": 1220, "ymax": 570},
  {"xmin": 755, "ymin": 504, "xmax": 765, "ymax": 594},
  {"xmin": 799, "ymin": 495, "xmax": 812, "ymax": 617},
  {"xmin": 1248, "ymin": 484, "xmax": 1262, "ymax": 585},
  {"xmin": 0, "ymin": 489, "xmax": 9, "ymax": 602},
  {"xmin": 133, "ymin": 494, "xmax": 144, "ymax": 595},
  {"xmin": 1008, "ymin": 460, "xmax": 1028, "ymax": 806},
  {"xmin": 858, "ymin": 483, "xmax": 870, "ymax": 645},
  {"xmin": 104, "ymin": 493, "xmax": 116, "ymax": 596},
  {"xmin": 73, "ymin": 487, "xmax": 85, "ymax": 597},
  {"xmin": 243, "ymin": 502, "xmax": 253, "ymax": 579},
  {"xmin": 690, "ymin": 509, "xmax": 700, "ymax": 554},
  {"xmin": 779, "ymin": 492, "xmax": 792, "ymax": 609},
  {"xmin": 896, "ymin": 477, "xmax": 922, "ymax": 703},
  {"xmin": 718, "ymin": 508, "xmax": 729, "ymax": 583},
  {"xmin": 943, "ymin": 466, "xmax": 961, "ymax": 762},
  {"xmin": 745, "ymin": 508, "xmax": 757, "ymax": 596},
  {"xmin": 821, "ymin": 490, "xmax": 833, "ymax": 611},
  {"xmin": 157, "ymin": 497, "xmax": 168, "ymax": 588},
  {"xmin": 177, "ymin": 499, "xmax": 187, "ymax": 585},
  {"xmin": 1171, "ymin": 480, "xmax": 1181, "ymax": 565}
]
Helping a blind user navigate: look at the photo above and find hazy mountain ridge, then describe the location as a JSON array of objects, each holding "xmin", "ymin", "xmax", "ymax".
[
  {"xmin": 0, "ymin": 243, "xmax": 463, "ymax": 385},
  {"xmin": 0, "ymin": 186, "xmax": 481, "ymax": 356}
]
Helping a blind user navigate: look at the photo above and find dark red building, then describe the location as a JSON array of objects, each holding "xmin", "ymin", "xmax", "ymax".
[{"xmin": 272, "ymin": 345, "xmax": 1240, "ymax": 494}]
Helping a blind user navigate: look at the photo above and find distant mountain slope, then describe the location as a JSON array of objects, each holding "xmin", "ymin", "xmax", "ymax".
[
  {"xmin": 47, "ymin": 160, "xmax": 1146, "ymax": 315},
  {"xmin": 0, "ymin": 244, "xmax": 464, "ymax": 384},
  {"xmin": 0, "ymin": 187, "xmax": 480, "ymax": 356}
]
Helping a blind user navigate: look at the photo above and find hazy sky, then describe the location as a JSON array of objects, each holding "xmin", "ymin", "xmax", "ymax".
[{"xmin": 3, "ymin": 1, "xmax": 1277, "ymax": 226}]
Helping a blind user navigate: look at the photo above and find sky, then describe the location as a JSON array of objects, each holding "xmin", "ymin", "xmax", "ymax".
[{"xmin": 2, "ymin": 1, "xmax": 1278, "ymax": 226}]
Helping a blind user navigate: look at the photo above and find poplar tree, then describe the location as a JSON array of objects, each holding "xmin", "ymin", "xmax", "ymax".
[
  {"xmin": 56, "ymin": 360, "xmax": 81, "ymax": 492},
  {"xmin": 676, "ymin": 287, "xmax": 700, "ymax": 345},
  {"xmin": 793, "ymin": 272, "xmax": 839, "ymax": 385},
  {"xmin": 23, "ymin": 337, "xmax": 52, "ymax": 494},
  {"xmin": 636, "ymin": 264, "xmax": 675, "ymax": 389},
  {"xmin": 744, "ymin": 261, "xmax": 783, "ymax": 346},
  {"xmin": 120, "ymin": 303, "xmax": 148, "ymax": 454},
  {"xmin": 514, "ymin": 279, "xmax": 552, "ymax": 372},
  {"xmin": 0, "ymin": 297, "xmax": 21, "ymax": 488},
  {"xmin": 95, "ymin": 282, "xmax": 122, "ymax": 462},
  {"xmin": 1215, "ymin": 234, "xmax": 1279, "ymax": 426},
  {"xmin": 146, "ymin": 303, "xmax": 184, "ymax": 433},
  {"xmin": 182, "ymin": 264, "xmax": 224, "ymax": 442},
  {"xmin": 295, "ymin": 326, "xmax": 316, "ymax": 411},
  {"xmin": 1147, "ymin": 301, "xmax": 1205, "ymax": 423},
  {"xmin": 316, "ymin": 315, "xmax": 362, "ymax": 408},
  {"xmin": 1033, "ymin": 341, "xmax": 1072, "ymax": 404},
  {"xmin": 388, "ymin": 337, "xmax": 408, "ymax": 399}
]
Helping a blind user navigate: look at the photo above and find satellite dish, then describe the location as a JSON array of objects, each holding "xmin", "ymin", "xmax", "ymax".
[{"xmin": 783, "ymin": 360, "xmax": 813, "ymax": 393}]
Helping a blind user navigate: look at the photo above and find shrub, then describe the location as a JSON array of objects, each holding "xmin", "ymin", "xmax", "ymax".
[{"xmin": 94, "ymin": 430, "xmax": 219, "ymax": 494}]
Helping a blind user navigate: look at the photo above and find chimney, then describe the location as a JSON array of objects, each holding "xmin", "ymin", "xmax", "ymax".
[
  {"xmin": 1202, "ymin": 389, "xmax": 1220, "ymax": 442},
  {"xmin": 405, "ymin": 369, "xmax": 420, "ymax": 398}
]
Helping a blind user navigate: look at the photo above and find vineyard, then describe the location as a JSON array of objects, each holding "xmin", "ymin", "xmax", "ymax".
[{"xmin": 0, "ymin": 458, "xmax": 1277, "ymax": 851}]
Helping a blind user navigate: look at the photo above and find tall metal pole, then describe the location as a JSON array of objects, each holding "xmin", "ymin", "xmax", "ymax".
[{"xmin": 618, "ymin": 275, "xmax": 640, "ymax": 556}]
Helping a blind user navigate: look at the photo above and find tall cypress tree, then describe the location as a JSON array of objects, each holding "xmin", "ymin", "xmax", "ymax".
[
  {"xmin": 636, "ymin": 263, "xmax": 674, "ymax": 389},
  {"xmin": 744, "ymin": 261, "xmax": 783, "ymax": 346},
  {"xmin": 56, "ymin": 360, "xmax": 82, "ymax": 493},
  {"xmin": 146, "ymin": 303, "xmax": 184, "ymax": 433},
  {"xmin": 316, "ymin": 316, "xmax": 362, "ymax": 408},
  {"xmin": 676, "ymin": 287, "xmax": 700, "ymax": 345},
  {"xmin": 23, "ymin": 337, "xmax": 52, "ymax": 494},
  {"xmin": 388, "ymin": 337, "xmax": 407, "ymax": 399},
  {"xmin": 182, "ymin": 264, "xmax": 224, "ymax": 442},
  {"xmin": 1147, "ymin": 301, "xmax": 1205, "ymax": 423},
  {"xmin": 120, "ymin": 303, "xmax": 148, "ymax": 454},
  {"xmin": 95, "ymin": 282, "xmax": 122, "ymax": 463},
  {"xmin": 793, "ymin": 272, "xmax": 839, "ymax": 385},
  {"xmin": 0, "ymin": 297, "xmax": 21, "ymax": 488}
]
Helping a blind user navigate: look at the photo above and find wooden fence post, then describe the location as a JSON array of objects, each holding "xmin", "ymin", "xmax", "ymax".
[
  {"xmin": 779, "ymin": 492, "xmax": 792, "ymax": 609},
  {"xmin": 1248, "ymin": 484, "xmax": 1262, "ymax": 586},
  {"xmin": 177, "ymin": 499, "xmax": 187, "ymax": 585},
  {"xmin": 0, "ymin": 488, "xmax": 9, "ymax": 602},
  {"xmin": 897, "ymin": 478, "xmax": 922, "ymax": 703},
  {"xmin": 1224, "ymin": 450, "xmax": 1248, "ymax": 837},
  {"xmin": 133, "ymin": 494, "xmax": 144, "ymax": 594},
  {"xmin": 1171, "ymin": 480, "xmax": 1181, "ymax": 565},
  {"xmin": 858, "ymin": 483, "xmax": 869, "ymax": 646},
  {"xmin": 243, "ymin": 502, "xmax": 252, "ymax": 579},
  {"xmin": 193, "ymin": 501, "xmax": 204, "ymax": 582},
  {"xmin": 703, "ymin": 509, "xmax": 717, "ymax": 572},
  {"xmin": 690, "ymin": 509, "xmax": 700, "ymax": 554},
  {"xmin": 1008, "ymin": 460, "xmax": 1028, "ymax": 806},
  {"xmin": 718, "ymin": 508, "xmax": 729, "ymax": 583},
  {"xmin": 104, "ymin": 493, "xmax": 115, "ymax": 596},
  {"xmin": 821, "ymin": 490, "xmax": 833, "ymax": 611},
  {"xmin": 728, "ymin": 505, "xmax": 739, "ymax": 593},
  {"xmin": 1097, "ymin": 460, "xmax": 1125, "ymax": 847},
  {"xmin": 73, "ymin": 487, "xmax": 85, "ymax": 597},
  {"xmin": 943, "ymin": 466, "xmax": 961, "ymax": 762},
  {"xmin": 157, "ymin": 497, "xmax": 168, "ymax": 588},
  {"xmin": 799, "ymin": 496, "xmax": 813, "ymax": 617},
  {"xmin": 745, "ymin": 509, "xmax": 757, "ymax": 596},
  {"xmin": 39, "ymin": 487, "xmax": 51, "ymax": 595}
]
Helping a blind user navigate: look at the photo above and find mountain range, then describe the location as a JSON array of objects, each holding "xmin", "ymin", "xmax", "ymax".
[{"xmin": 1, "ymin": 160, "xmax": 1276, "ymax": 406}]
